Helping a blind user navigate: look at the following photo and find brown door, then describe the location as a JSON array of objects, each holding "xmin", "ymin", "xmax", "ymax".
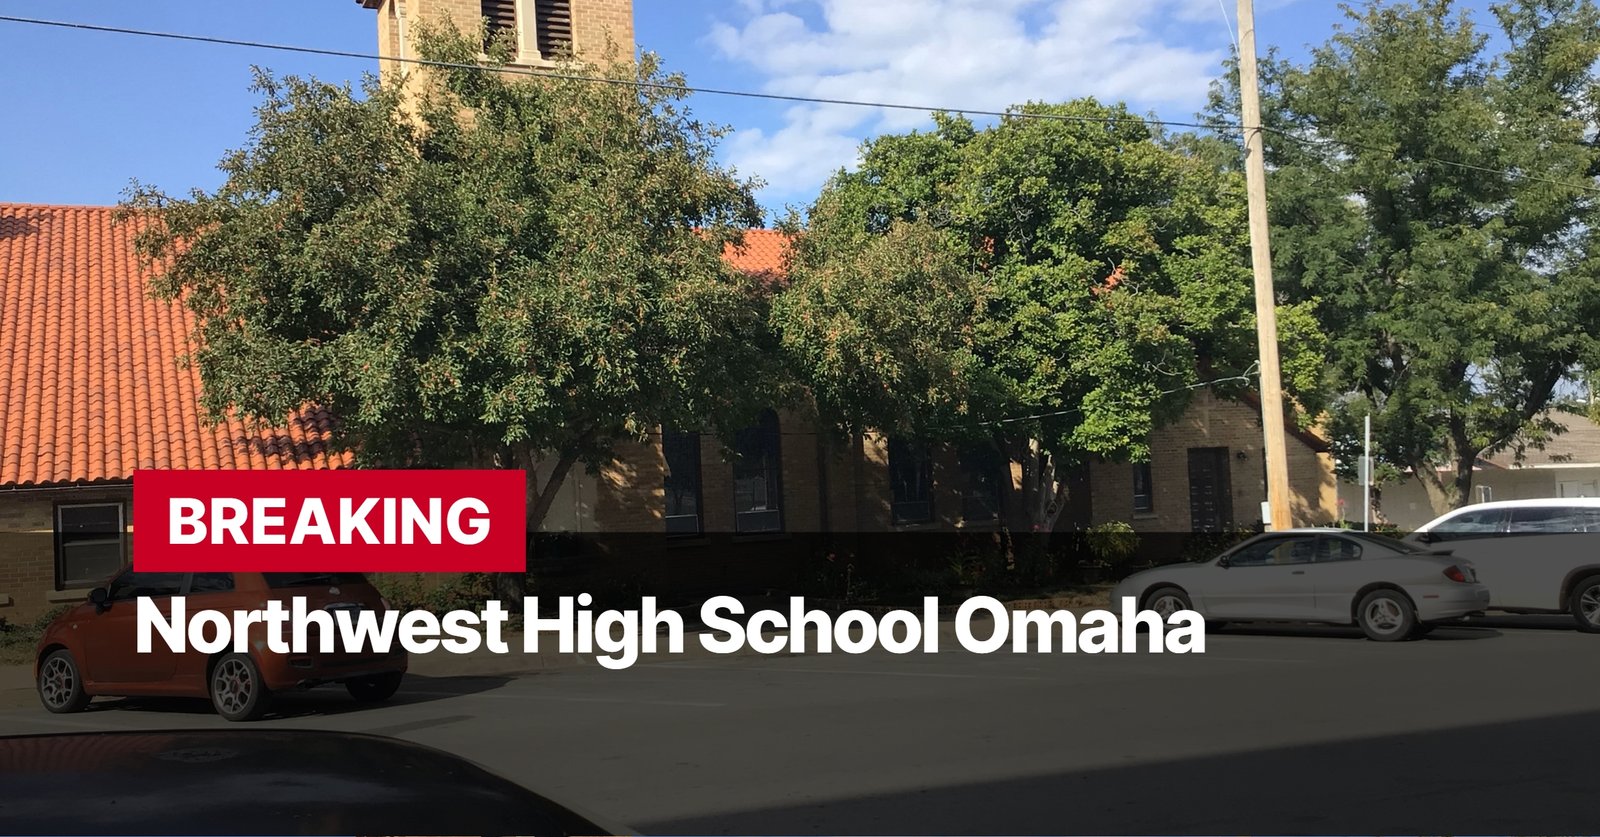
[{"xmin": 1187, "ymin": 447, "xmax": 1234, "ymax": 532}]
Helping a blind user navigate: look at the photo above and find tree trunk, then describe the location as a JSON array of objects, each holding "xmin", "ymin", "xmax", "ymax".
[
  {"xmin": 492, "ymin": 444, "xmax": 583, "ymax": 601},
  {"xmin": 1014, "ymin": 438, "xmax": 1067, "ymax": 554},
  {"xmin": 1415, "ymin": 465, "xmax": 1458, "ymax": 518}
]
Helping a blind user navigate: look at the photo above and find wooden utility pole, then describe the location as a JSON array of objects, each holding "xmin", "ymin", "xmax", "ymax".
[{"xmin": 1236, "ymin": 0, "xmax": 1293, "ymax": 531}]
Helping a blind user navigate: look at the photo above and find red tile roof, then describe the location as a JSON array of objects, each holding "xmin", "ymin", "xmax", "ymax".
[
  {"xmin": 720, "ymin": 228, "xmax": 790, "ymax": 282},
  {"xmin": 0, "ymin": 204, "xmax": 794, "ymax": 488},
  {"xmin": 0, "ymin": 204, "xmax": 349, "ymax": 488}
]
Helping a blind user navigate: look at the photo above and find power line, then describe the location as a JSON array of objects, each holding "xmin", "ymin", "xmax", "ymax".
[
  {"xmin": 1260, "ymin": 125, "xmax": 1600, "ymax": 195},
  {"xmin": 0, "ymin": 15, "xmax": 1228, "ymax": 134},
  {"xmin": 3, "ymin": 14, "xmax": 1597, "ymax": 195}
]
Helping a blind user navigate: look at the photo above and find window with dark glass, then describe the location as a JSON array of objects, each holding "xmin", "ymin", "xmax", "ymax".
[
  {"xmin": 733, "ymin": 410, "xmax": 783, "ymax": 533},
  {"xmin": 55, "ymin": 503, "xmax": 126, "ymax": 588},
  {"xmin": 1508, "ymin": 505, "xmax": 1590, "ymax": 533},
  {"xmin": 189, "ymin": 573, "xmax": 236, "ymax": 593},
  {"xmin": 106, "ymin": 571, "xmax": 185, "ymax": 601},
  {"xmin": 1132, "ymin": 462, "xmax": 1154, "ymax": 513},
  {"xmin": 1430, "ymin": 508, "xmax": 1508, "ymax": 540},
  {"xmin": 663, "ymin": 429, "xmax": 704, "ymax": 536},
  {"xmin": 889, "ymin": 437, "xmax": 934, "ymax": 525},
  {"xmin": 958, "ymin": 444, "xmax": 1003, "ymax": 522}
]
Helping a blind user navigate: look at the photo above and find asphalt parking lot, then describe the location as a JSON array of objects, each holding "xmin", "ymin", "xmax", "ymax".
[{"xmin": 1, "ymin": 617, "xmax": 1596, "ymax": 835}]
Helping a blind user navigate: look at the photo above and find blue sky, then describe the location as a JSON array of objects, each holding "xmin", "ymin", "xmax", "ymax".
[{"xmin": 0, "ymin": 0, "xmax": 1501, "ymax": 218}]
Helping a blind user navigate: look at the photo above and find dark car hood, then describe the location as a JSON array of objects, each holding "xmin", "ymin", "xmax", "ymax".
[{"xmin": 0, "ymin": 728, "xmax": 615, "ymax": 836}]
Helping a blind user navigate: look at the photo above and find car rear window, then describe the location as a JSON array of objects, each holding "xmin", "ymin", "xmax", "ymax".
[{"xmin": 262, "ymin": 572, "xmax": 368, "ymax": 588}]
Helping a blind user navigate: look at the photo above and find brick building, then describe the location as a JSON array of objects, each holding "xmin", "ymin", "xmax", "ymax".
[
  {"xmin": 360, "ymin": 0, "xmax": 635, "ymax": 81},
  {"xmin": 0, "ymin": 199, "xmax": 1336, "ymax": 620},
  {"xmin": 0, "ymin": 0, "xmax": 1338, "ymax": 619}
]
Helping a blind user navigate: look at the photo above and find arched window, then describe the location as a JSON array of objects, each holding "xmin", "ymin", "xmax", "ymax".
[{"xmin": 733, "ymin": 410, "xmax": 783, "ymax": 533}]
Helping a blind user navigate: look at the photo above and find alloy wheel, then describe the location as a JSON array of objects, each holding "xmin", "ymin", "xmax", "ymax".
[
  {"xmin": 1150, "ymin": 595, "xmax": 1185, "ymax": 618},
  {"xmin": 212, "ymin": 658, "xmax": 254, "ymax": 715},
  {"xmin": 1364, "ymin": 598, "xmax": 1404, "ymax": 635},
  {"xmin": 1581, "ymin": 586, "xmax": 1600, "ymax": 628},
  {"xmin": 39, "ymin": 657, "xmax": 74, "ymax": 709}
]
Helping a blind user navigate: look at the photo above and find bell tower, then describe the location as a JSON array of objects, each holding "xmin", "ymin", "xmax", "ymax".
[{"xmin": 357, "ymin": 0, "xmax": 634, "ymax": 77}]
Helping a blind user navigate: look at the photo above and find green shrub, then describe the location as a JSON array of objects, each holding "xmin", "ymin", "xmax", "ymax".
[
  {"xmin": 0, "ymin": 605, "xmax": 74, "ymax": 665},
  {"xmin": 373, "ymin": 573, "xmax": 494, "ymax": 615},
  {"xmin": 1086, "ymin": 521, "xmax": 1139, "ymax": 567}
]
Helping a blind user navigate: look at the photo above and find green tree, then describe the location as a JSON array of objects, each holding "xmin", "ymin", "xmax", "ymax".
[
  {"xmin": 774, "ymin": 103, "xmax": 1319, "ymax": 535},
  {"xmin": 122, "ymin": 27, "xmax": 773, "ymax": 593},
  {"xmin": 1208, "ymin": 0, "xmax": 1600, "ymax": 515}
]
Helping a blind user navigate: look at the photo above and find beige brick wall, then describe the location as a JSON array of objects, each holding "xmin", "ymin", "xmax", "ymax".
[
  {"xmin": 578, "ymin": 417, "xmax": 1015, "ymax": 536},
  {"xmin": 0, "ymin": 488, "xmax": 133, "ymax": 622},
  {"xmin": 379, "ymin": 0, "xmax": 634, "ymax": 68},
  {"xmin": 1088, "ymin": 390, "xmax": 1337, "ymax": 531}
]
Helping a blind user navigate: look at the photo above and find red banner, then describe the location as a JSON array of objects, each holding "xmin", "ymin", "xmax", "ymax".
[{"xmin": 132, "ymin": 469, "xmax": 527, "ymax": 572}]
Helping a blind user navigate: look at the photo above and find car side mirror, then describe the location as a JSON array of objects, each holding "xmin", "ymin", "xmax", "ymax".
[
  {"xmin": 1216, "ymin": 556, "xmax": 1231, "ymax": 569},
  {"xmin": 88, "ymin": 587, "xmax": 109, "ymax": 611},
  {"xmin": 1415, "ymin": 531, "xmax": 1437, "ymax": 544}
]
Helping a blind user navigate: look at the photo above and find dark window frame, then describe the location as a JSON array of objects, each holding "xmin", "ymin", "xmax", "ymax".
[
  {"xmin": 663, "ymin": 429, "xmax": 705, "ymax": 536},
  {"xmin": 957, "ymin": 444, "xmax": 1004, "ymax": 523},
  {"xmin": 1132, "ymin": 461, "xmax": 1155, "ymax": 514},
  {"xmin": 889, "ymin": 437, "xmax": 935, "ymax": 525},
  {"xmin": 732, "ymin": 410, "xmax": 784, "ymax": 534},
  {"xmin": 53, "ymin": 501, "xmax": 128, "ymax": 590}
]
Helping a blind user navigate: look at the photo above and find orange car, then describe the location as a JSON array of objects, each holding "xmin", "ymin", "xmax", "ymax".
[{"xmin": 34, "ymin": 571, "xmax": 408, "ymax": 721}]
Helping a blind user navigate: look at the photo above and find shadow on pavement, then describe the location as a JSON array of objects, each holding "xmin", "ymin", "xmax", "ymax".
[
  {"xmin": 641, "ymin": 709, "xmax": 1600, "ymax": 835},
  {"xmin": 1210, "ymin": 622, "xmax": 1503, "ymax": 641},
  {"xmin": 88, "ymin": 672, "xmax": 513, "ymax": 721},
  {"xmin": 1456, "ymin": 614, "xmax": 1586, "ymax": 631}
]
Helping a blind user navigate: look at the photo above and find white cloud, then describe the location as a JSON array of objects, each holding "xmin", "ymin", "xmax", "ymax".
[{"xmin": 707, "ymin": 0, "xmax": 1236, "ymax": 207}]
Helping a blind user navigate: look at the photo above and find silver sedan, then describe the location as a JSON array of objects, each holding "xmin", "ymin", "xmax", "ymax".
[{"xmin": 1112, "ymin": 528, "xmax": 1491, "ymax": 641}]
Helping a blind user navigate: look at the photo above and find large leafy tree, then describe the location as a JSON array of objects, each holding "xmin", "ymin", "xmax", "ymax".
[
  {"xmin": 774, "ymin": 103, "xmax": 1323, "ymax": 534},
  {"xmin": 123, "ymin": 26, "xmax": 773, "ymax": 587},
  {"xmin": 1208, "ymin": 0, "xmax": 1600, "ymax": 515}
]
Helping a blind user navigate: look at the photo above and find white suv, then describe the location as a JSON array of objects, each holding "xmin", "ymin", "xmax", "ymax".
[{"xmin": 1407, "ymin": 498, "xmax": 1600, "ymax": 632}]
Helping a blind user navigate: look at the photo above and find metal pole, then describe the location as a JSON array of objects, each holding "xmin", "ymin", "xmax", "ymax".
[
  {"xmin": 1363, "ymin": 413, "xmax": 1371, "ymax": 532},
  {"xmin": 1236, "ymin": 0, "xmax": 1294, "ymax": 532}
]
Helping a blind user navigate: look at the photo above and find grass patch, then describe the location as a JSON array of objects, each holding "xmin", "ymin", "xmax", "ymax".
[{"xmin": 0, "ymin": 606, "xmax": 71, "ymax": 667}]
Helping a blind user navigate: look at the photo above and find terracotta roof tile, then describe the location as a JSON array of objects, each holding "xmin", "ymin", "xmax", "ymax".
[
  {"xmin": 721, "ymin": 229, "xmax": 790, "ymax": 285},
  {"xmin": 0, "ymin": 204, "xmax": 349, "ymax": 487},
  {"xmin": 1, "ymin": 205, "xmax": 795, "ymax": 487}
]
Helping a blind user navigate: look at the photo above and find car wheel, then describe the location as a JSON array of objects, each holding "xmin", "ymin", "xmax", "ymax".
[
  {"xmin": 1569, "ymin": 576, "xmax": 1600, "ymax": 634},
  {"xmin": 1357, "ymin": 590, "xmax": 1417, "ymax": 642},
  {"xmin": 1144, "ymin": 587, "xmax": 1192, "ymax": 620},
  {"xmin": 37, "ymin": 649, "xmax": 91, "ymax": 714},
  {"xmin": 210, "ymin": 653, "xmax": 272, "ymax": 722},
  {"xmin": 346, "ymin": 671, "xmax": 404, "ymax": 703}
]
